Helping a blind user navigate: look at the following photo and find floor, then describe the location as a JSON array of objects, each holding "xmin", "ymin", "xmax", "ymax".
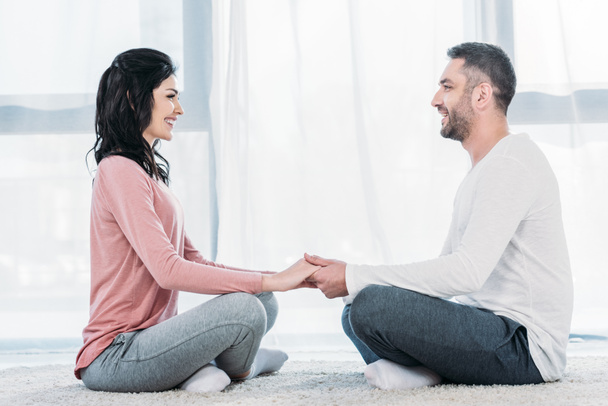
[{"xmin": 1, "ymin": 338, "xmax": 607, "ymax": 371}]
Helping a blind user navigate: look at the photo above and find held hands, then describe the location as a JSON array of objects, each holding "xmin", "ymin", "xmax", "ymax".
[
  {"xmin": 260, "ymin": 253, "xmax": 349, "ymax": 298},
  {"xmin": 261, "ymin": 258, "xmax": 321, "ymax": 292},
  {"xmin": 304, "ymin": 253, "xmax": 348, "ymax": 299}
]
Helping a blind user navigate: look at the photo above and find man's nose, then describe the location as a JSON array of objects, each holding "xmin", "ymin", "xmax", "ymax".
[{"xmin": 431, "ymin": 89, "xmax": 442, "ymax": 108}]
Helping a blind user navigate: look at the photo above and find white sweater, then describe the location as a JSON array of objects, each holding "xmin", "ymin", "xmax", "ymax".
[{"xmin": 345, "ymin": 133, "xmax": 573, "ymax": 382}]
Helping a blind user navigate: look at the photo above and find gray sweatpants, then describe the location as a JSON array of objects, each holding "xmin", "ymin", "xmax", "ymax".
[
  {"xmin": 81, "ymin": 292, "xmax": 277, "ymax": 392},
  {"xmin": 342, "ymin": 285, "xmax": 544, "ymax": 385}
]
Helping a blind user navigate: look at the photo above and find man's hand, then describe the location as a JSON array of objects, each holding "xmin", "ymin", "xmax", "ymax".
[{"xmin": 304, "ymin": 253, "xmax": 348, "ymax": 299}]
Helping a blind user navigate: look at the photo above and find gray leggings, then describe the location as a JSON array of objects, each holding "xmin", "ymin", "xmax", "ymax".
[{"xmin": 81, "ymin": 292, "xmax": 277, "ymax": 392}]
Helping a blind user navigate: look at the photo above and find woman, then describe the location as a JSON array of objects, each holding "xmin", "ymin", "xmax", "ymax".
[{"xmin": 75, "ymin": 48, "xmax": 319, "ymax": 393}]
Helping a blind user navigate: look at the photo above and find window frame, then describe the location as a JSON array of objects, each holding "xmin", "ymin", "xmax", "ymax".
[
  {"xmin": 0, "ymin": 0, "xmax": 213, "ymax": 135},
  {"xmin": 469, "ymin": 0, "xmax": 608, "ymax": 124}
]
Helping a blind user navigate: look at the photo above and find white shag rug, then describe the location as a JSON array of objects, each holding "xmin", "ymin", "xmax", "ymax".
[{"xmin": 1, "ymin": 357, "xmax": 607, "ymax": 406}]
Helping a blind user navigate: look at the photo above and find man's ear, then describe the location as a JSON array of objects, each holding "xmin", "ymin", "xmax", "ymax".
[{"xmin": 473, "ymin": 82, "xmax": 493, "ymax": 111}]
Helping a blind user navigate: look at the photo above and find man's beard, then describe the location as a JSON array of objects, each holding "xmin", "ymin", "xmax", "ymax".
[{"xmin": 440, "ymin": 95, "xmax": 474, "ymax": 142}]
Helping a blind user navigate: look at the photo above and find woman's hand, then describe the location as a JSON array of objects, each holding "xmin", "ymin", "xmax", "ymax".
[{"xmin": 261, "ymin": 258, "xmax": 321, "ymax": 292}]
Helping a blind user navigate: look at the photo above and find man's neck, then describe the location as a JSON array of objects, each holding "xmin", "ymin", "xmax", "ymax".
[{"xmin": 462, "ymin": 118, "xmax": 510, "ymax": 167}]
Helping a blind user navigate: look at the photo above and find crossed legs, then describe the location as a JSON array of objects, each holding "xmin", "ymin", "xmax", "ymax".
[
  {"xmin": 81, "ymin": 292, "xmax": 286, "ymax": 392},
  {"xmin": 342, "ymin": 285, "xmax": 544, "ymax": 389}
]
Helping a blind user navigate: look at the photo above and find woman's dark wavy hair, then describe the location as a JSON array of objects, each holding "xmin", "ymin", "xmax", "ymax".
[{"xmin": 88, "ymin": 48, "xmax": 177, "ymax": 184}]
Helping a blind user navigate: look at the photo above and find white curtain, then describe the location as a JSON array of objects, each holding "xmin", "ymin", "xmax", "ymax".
[
  {"xmin": 510, "ymin": 0, "xmax": 608, "ymax": 334},
  {"xmin": 0, "ymin": 0, "xmax": 606, "ymax": 349},
  {"xmin": 211, "ymin": 0, "xmax": 608, "ymax": 345},
  {"xmin": 0, "ymin": 0, "xmax": 213, "ymax": 341}
]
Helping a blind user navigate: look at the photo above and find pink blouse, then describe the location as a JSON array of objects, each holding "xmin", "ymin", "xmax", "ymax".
[{"xmin": 75, "ymin": 156, "xmax": 262, "ymax": 378}]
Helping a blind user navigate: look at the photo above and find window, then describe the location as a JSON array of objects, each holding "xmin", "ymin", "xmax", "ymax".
[
  {"xmin": 0, "ymin": 0, "xmax": 215, "ymax": 339},
  {"xmin": 466, "ymin": 0, "xmax": 608, "ymax": 124}
]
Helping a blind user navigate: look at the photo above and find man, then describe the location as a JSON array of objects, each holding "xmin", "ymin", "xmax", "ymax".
[{"xmin": 306, "ymin": 42, "xmax": 573, "ymax": 390}]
